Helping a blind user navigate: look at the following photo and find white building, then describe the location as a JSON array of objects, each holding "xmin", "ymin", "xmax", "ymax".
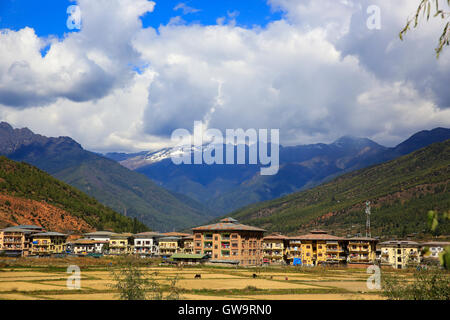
[
  {"xmin": 421, "ymin": 241, "xmax": 450, "ymax": 260},
  {"xmin": 134, "ymin": 232, "xmax": 163, "ymax": 256}
]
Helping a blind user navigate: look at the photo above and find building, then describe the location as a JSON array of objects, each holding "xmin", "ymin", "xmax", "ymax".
[
  {"xmin": 192, "ymin": 217, "xmax": 266, "ymax": 266},
  {"xmin": 109, "ymin": 233, "xmax": 133, "ymax": 255},
  {"xmin": 288, "ymin": 230, "xmax": 347, "ymax": 266},
  {"xmin": 84, "ymin": 231, "xmax": 116, "ymax": 242},
  {"xmin": 170, "ymin": 253, "xmax": 209, "ymax": 265},
  {"xmin": 30, "ymin": 232, "xmax": 68, "ymax": 256},
  {"xmin": 421, "ymin": 241, "xmax": 450, "ymax": 263},
  {"xmin": 159, "ymin": 236, "xmax": 180, "ymax": 257},
  {"xmin": 262, "ymin": 233, "xmax": 288, "ymax": 265},
  {"xmin": 347, "ymin": 237, "xmax": 378, "ymax": 265},
  {"xmin": 0, "ymin": 226, "xmax": 41, "ymax": 257},
  {"xmin": 379, "ymin": 240, "xmax": 421, "ymax": 269},
  {"xmin": 179, "ymin": 235, "xmax": 194, "ymax": 254},
  {"xmin": 134, "ymin": 231, "xmax": 163, "ymax": 256},
  {"xmin": 72, "ymin": 238, "xmax": 108, "ymax": 255}
]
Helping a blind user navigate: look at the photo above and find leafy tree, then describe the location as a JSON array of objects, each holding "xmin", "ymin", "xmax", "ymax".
[
  {"xmin": 109, "ymin": 256, "xmax": 180, "ymax": 300},
  {"xmin": 400, "ymin": 0, "xmax": 450, "ymax": 57}
]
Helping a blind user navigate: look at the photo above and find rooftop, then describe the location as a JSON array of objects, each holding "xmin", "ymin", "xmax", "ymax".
[
  {"xmin": 84, "ymin": 231, "xmax": 116, "ymax": 236},
  {"xmin": 263, "ymin": 233, "xmax": 289, "ymax": 240},
  {"xmin": 134, "ymin": 231, "xmax": 164, "ymax": 238},
  {"xmin": 162, "ymin": 232, "xmax": 192, "ymax": 237},
  {"xmin": 192, "ymin": 218, "xmax": 266, "ymax": 232},
  {"xmin": 289, "ymin": 230, "xmax": 344, "ymax": 241},
  {"xmin": 171, "ymin": 253, "xmax": 209, "ymax": 260},
  {"xmin": 31, "ymin": 232, "xmax": 67, "ymax": 237}
]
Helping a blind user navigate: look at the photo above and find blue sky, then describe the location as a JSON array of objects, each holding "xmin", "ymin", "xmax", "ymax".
[{"xmin": 0, "ymin": 0, "xmax": 282, "ymax": 37}]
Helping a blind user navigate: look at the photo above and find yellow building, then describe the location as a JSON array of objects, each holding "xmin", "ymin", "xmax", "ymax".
[
  {"xmin": 263, "ymin": 233, "xmax": 288, "ymax": 265},
  {"xmin": 30, "ymin": 232, "xmax": 68, "ymax": 256},
  {"xmin": 288, "ymin": 230, "xmax": 347, "ymax": 266},
  {"xmin": 159, "ymin": 236, "xmax": 180, "ymax": 257},
  {"xmin": 379, "ymin": 240, "xmax": 421, "ymax": 269},
  {"xmin": 0, "ymin": 225, "xmax": 44, "ymax": 257},
  {"xmin": 180, "ymin": 235, "xmax": 194, "ymax": 254},
  {"xmin": 109, "ymin": 233, "xmax": 133, "ymax": 255},
  {"xmin": 347, "ymin": 237, "xmax": 377, "ymax": 265}
]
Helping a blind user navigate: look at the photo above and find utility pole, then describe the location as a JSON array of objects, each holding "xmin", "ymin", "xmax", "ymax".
[{"xmin": 365, "ymin": 201, "xmax": 371, "ymax": 238}]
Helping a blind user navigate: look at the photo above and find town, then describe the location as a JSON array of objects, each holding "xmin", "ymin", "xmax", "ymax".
[{"xmin": 1, "ymin": 217, "xmax": 447, "ymax": 270}]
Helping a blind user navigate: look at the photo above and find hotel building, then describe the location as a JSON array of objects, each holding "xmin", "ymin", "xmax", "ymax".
[{"xmin": 192, "ymin": 217, "xmax": 265, "ymax": 266}]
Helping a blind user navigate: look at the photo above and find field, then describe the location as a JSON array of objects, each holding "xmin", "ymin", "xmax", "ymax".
[{"xmin": 0, "ymin": 257, "xmax": 412, "ymax": 300}]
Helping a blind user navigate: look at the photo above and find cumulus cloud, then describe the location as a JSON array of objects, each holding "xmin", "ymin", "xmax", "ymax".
[
  {"xmin": 0, "ymin": 0, "xmax": 155, "ymax": 107},
  {"xmin": 0, "ymin": 0, "xmax": 449, "ymax": 152}
]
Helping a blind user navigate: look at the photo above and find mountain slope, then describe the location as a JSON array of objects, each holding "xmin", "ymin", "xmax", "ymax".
[
  {"xmin": 110, "ymin": 128, "xmax": 450, "ymax": 214},
  {"xmin": 0, "ymin": 156, "xmax": 148, "ymax": 233},
  {"xmin": 0, "ymin": 122, "xmax": 213, "ymax": 231},
  {"xmin": 226, "ymin": 140, "xmax": 450, "ymax": 237}
]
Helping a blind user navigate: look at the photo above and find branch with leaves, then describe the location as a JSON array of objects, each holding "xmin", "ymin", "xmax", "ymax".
[{"xmin": 400, "ymin": 0, "xmax": 450, "ymax": 58}]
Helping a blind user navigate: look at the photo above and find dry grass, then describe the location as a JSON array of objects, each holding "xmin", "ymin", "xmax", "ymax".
[{"xmin": 0, "ymin": 263, "xmax": 400, "ymax": 300}]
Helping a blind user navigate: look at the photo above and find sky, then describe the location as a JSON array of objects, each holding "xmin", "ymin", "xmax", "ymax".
[{"xmin": 0, "ymin": 0, "xmax": 449, "ymax": 152}]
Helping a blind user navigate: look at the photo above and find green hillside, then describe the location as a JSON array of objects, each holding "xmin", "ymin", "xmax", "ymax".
[
  {"xmin": 0, "ymin": 156, "xmax": 148, "ymax": 233},
  {"xmin": 228, "ymin": 140, "xmax": 450, "ymax": 238}
]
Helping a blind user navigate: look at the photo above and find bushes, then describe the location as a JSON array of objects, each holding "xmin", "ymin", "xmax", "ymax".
[{"xmin": 382, "ymin": 268, "xmax": 450, "ymax": 300}]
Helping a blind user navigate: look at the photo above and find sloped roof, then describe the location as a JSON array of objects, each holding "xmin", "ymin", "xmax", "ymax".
[
  {"xmin": 134, "ymin": 232, "xmax": 164, "ymax": 238},
  {"xmin": 289, "ymin": 230, "xmax": 344, "ymax": 241},
  {"xmin": 171, "ymin": 253, "xmax": 208, "ymax": 259},
  {"xmin": 31, "ymin": 232, "xmax": 67, "ymax": 237},
  {"xmin": 84, "ymin": 231, "xmax": 116, "ymax": 236},
  {"xmin": 348, "ymin": 236, "xmax": 377, "ymax": 241},
  {"xmin": 1, "ymin": 227, "xmax": 34, "ymax": 233},
  {"xmin": 162, "ymin": 232, "xmax": 192, "ymax": 237},
  {"xmin": 264, "ymin": 233, "xmax": 289, "ymax": 240},
  {"xmin": 192, "ymin": 218, "xmax": 266, "ymax": 232}
]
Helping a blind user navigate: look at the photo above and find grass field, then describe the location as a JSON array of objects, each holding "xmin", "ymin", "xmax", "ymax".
[{"xmin": 0, "ymin": 257, "xmax": 413, "ymax": 300}]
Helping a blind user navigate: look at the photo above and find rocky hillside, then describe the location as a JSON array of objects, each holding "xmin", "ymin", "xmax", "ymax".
[{"xmin": 0, "ymin": 156, "xmax": 148, "ymax": 233}]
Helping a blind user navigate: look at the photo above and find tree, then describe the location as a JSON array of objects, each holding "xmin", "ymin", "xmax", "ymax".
[
  {"xmin": 109, "ymin": 256, "xmax": 180, "ymax": 300},
  {"xmin": 400, "ymin": 0, "xmax": 450, "ymax": 57},
  {"xmin": 382, "ymin": 267, "xmax": 450, "ymax": 300}
]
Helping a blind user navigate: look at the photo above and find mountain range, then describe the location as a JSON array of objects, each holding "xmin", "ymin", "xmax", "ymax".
[
  {"xmin": 0, "ymin": 122, "xmax": 213, "ymax": 231},
  {"xmin": 224, "ymin": 139, "xmax": 450, "ymax": 238},
  {"xmin": 105, "ymin": 128, "xmax": 450, "ymax": 214}
]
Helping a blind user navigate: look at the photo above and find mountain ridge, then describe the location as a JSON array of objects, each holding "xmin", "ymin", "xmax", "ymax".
[{"xmin": 0, "ymin": 122, "xmax": 214, "ymax": 231}]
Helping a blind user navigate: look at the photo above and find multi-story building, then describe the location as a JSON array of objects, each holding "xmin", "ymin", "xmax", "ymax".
[
  {"xmin": 421, "ymin": 241, "xmax": 450, "ymax": 263},
  {"xmin": 192, "ymin": 217, "xmax": 265, "ymax": 266},
  {"xmin": 179, "ymin": 235, "xmax": 194, "ymax": 254},
  {"xmin": 30, "ymin": 232, "xmax": 68, "ymax": 256},
  {"xmin": 262, "ymin": 233, "xmax": 288, "ymax": 265},
  {"xmin": 159, "ymin": 236, "xmax": 180, "ymax": 257},
  {"xmin": 347, "ymin": 237, "xmax": 378, "ymax": 265},
  {"xmin": 285, "ymin": 237, "xmax": 302, "ymax": 265},
  {"xmin": 134, "ymin": 232, "xmax": 163, "ymax": 256},
  {"xmin": 288, "ymin": 230, "xmax": 347, "ymax": 266},
  {"xmin": 379, "ymin": 240, "xmax": 421, "ymax": 269},
  {"xmin": 0, "ymin": 226, "xmax": 41, "ymax": 257},
  {"xmin": 72, "ymin": 239, "xmax": 108, "ymax": 255},
  {"xmin": 84, "ymin": 231, "xmax": 116, "ymax": 242},
  {"xmin": 109, "ymin": 233, "xmax": 133, "ymax": 255}
]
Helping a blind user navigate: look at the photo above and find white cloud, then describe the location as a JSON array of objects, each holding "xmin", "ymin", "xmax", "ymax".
[{"xmin": 0, "ymin": 0, "xmax": 448, "ymax": 152}]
